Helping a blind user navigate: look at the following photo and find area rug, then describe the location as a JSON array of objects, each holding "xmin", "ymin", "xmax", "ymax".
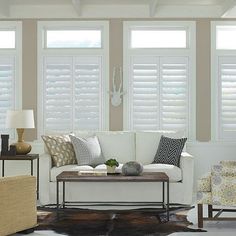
[{"xmin": 36, "ymin": 207, "xmax": 205, "ymax": 236}]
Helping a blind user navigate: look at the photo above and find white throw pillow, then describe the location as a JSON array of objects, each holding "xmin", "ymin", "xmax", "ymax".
[{"xmin": 69, "ymin": 135, "xmax": 105, "ymax": 167}]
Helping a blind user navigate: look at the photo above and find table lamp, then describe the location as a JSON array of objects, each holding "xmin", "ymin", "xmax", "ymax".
[{"xmin": 6, "ymin": 109, "xmax": 35, "ymax": 155}]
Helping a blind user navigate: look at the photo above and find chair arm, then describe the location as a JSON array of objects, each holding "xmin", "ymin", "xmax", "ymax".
[
  {"xmin": 0, "ymin": 176, "xmax": 37, "ymax": 235},
  {"xmin": 197, "ymin": 172, "xmax": 211, "ymax": 192}
]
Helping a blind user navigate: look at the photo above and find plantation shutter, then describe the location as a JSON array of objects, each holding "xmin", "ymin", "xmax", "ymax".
[
  {"xmin": 160, "ymin": 57, "xmax": 188, "ymax": 133},
  {"xmin": 219, "ymin": 57, "xmax": 236, "ymax": 139},
  {"xmin": 74, "ymin": 57, "xmax": 102, "ymax": 130},
  {"xmin": 130, "ymin": 56, "xmax": 159, "ymax": 130},
  {"xmin": 0, "ymin": 57, "xmax": 15, "ymax": 135},
  {"xmin": 129, "ymin": 56, "xmax": 189, "ymax": 133},
  {"xmin": 43, "ymin": 56, "xmax": 102, "ymax": 133},
  {"xmin": 43, "ymin": 57, "xmax": 73, "ymax": 133}
]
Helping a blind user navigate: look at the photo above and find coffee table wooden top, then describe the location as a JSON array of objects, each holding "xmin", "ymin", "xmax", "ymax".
[{"xmin": 56, "ymin": 171, "xmax": 169, "ymax": 182}]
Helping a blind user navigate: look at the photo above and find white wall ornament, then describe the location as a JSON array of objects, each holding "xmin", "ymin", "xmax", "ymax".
[{"xmin": 109, "ymin": 67, "xmax": 125, "ymax": 107}]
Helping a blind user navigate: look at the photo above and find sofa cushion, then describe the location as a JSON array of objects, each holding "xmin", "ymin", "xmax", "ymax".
[
  {"xmin": 153, "ymin": 135, "xmax": 187, "ymax": 167},
  {"xmin": 95, "ymin": 131, "xmax": 135, "ymax": 163},
  {"xmin": 70, "ymin": 135, "xmax": 105, "ymax": 167},
  {"xmin": 136, "ymin": 131, "xmax": 186, "ymax": 165},
  {"xmin": 143, "ymin": 164, "xmax": 182, "ymax": 182},
  {"xmin": 41, "ymin": 135, "xmax": 76, "ymax": 167}
]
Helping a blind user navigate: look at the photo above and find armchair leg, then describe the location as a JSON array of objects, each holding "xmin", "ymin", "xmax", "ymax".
[
  {"xmin": 198, "ymin": 204, "xmax": 203, "ymax": 228},
  {"xmin": 208, "ymin": 204, "xmax": 213, "ymax": 218}
]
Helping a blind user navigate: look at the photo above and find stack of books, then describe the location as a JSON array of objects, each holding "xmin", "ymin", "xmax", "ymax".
[{"xmin": 78, "ymin": 170, "xmax": 107, "ymax": 176}]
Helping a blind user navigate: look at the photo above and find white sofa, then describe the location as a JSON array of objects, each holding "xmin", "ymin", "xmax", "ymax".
[{"xmin": 39, "ymin": 131, "xmax": 194, "ymax": 206}]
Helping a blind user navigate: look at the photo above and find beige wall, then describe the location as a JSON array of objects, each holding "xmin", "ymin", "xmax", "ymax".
[{"xmin": 20, "ymin": 18, "xmax": 218, "ymax": 141}]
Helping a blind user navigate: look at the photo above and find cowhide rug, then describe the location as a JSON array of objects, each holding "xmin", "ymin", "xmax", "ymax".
[{"xmin": 36, "ymin": 206, "xmax": 206, "ymax": 236}]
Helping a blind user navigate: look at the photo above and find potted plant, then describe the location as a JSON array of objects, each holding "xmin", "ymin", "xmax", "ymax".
[{"xmin": 105, "ymin": 158, "xmax": 119, "ymax": 174}]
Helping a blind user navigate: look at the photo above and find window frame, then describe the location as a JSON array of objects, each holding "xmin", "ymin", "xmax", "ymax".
[
  {"xmin": 211, "ymin": 21, "xmax": 236, "ymax": 141},
  {"xmin": 123, "ymin": 21, "xmax": 196, "ymax": 140},
  {"xmin": 0, "ymin": 21, "xmax": 22, "ymax": 138},
  {"xmin": 37, "ymin": 21, "xmax": 109, "ymax": 138}
]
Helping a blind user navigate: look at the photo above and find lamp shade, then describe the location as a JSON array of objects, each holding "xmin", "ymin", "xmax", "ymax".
[{"xmin": 6, "ymin": 110, "xmax": 35, "ymax": 129}]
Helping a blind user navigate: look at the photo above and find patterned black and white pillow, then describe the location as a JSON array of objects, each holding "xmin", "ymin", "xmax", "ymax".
[
  {"xmin": 153, "ymin": 135, "xmax": 187, "ymax": 167},
  {"xmin": 69, "ymin": 135, "xmax": 105, "ymax": 167}
]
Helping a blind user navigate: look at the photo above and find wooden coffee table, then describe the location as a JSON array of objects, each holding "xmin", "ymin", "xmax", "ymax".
[{"xmin": 56, "ymin": 171, "xmax": 170, "ymax": 220}]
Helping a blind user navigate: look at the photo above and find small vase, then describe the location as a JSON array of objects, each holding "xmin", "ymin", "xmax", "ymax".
[{"xmin": 106, "ymin": 165, "xmax": 116, "ymax": 174}]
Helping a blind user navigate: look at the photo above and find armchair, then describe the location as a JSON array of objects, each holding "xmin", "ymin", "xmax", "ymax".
[
  {"xmin": 0, "ymin": 175, "xmax": 37, "ymax": 236},
  {"xmin": 197, "ymin": 161, "xmax": 236, "ymax": 228}
]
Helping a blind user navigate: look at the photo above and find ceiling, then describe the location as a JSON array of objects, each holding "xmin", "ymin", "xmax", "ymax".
[{"xmin": 1, "ymin": 0, "xmax": 236, "ymax": 18}]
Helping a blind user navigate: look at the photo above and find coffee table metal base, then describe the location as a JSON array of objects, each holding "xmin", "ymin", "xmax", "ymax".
[{"xmin": 56, "ymin": 172, "xmax": 170, "ymax": 221}]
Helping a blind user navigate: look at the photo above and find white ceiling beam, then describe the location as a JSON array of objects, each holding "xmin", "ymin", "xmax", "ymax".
[
  {"xmin": 71, "ymin": 0, "xmax": 82, "ymax": 16},
  {"xmin": 0, "ymin": 0, "xmax": 10, "ymax": 17},
  {"xmin": 149, "ymin": 0, "xmax": 158, "ymax": 17},
  {"xmin": 221, "ymin": 0, "xmax": 236, "ymax": 17}
]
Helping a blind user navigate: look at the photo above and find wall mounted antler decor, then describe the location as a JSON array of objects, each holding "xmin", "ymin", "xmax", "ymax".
[{"xmin": 109, "ymin": 67, "xmax": 125, "ymax": 107}]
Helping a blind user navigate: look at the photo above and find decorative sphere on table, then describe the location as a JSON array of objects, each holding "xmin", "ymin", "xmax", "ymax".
[{"xmin": 122, "ymin": 161, "xmax": 143, "ymax": 176}]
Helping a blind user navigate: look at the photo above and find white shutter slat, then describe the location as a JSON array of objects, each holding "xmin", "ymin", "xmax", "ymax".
[
  {"xmin": 44, "ymin": 57, "xmax": 73, "ymax": 132},
  {"xmin": 0, "ymin": 57, "xmax": 15, "ymax": 135},
  {"xmin": 131, "ymin": 56, "xmax": 159, "ymax": 130},
  {"xmin": 160, "ymin": 57, "xmax": 188, "ymax": 132},
  {"xmin": 219, "ymin": 57, "xmax": 236, "ymax": 138},
  {"xmin": 74, "ymin": 57, "xmax": 101, "ymax": 131},
  {"xmin": 129, "ymin": 56, "xmax": 189, "ymax": 133}
]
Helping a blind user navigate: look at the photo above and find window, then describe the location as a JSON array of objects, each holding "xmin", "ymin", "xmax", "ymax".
[
  {"xmin": 123, "ymin": 21, "xmax": 196, "ymax": 139},
  {"xmin": 46, "ymin": 30, "xmax": 101, "ymax": 48},
  {"xmin": 0, "ymin": 22, "xmax": 22, "ymax": 137},
  {"xmin": 131, "ymin": 28, "xmax": 187, "ymax": 48},
  {"xmin": 212, "ymin": 22, "xmax": 236, "ymax": 140},
  {"xmin": 38, "ymin": 21, "xmax": 109, "ymax": 136}
]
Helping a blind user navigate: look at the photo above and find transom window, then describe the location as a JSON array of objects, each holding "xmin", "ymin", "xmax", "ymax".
[
  {"xmin": 0, "ymin": 30, "xmax": 15, "ymax": 49},
  {"xmin": 216, "ymin": 25, "xmax": 236, "ymax": 50},
  {"xmin": 123, "ymin": 21, "xmax": 196, "ymax": 140},
  {"xmin": 131, "ymin": 28, "xmax": 187, "ymax": 49},
  {"xmin": 38, "ymin": 21, "xmax": 109, "ymax": 137},
  {"xmin": 46, "ymin": 29, "xmax": 101, "ymax": 48}
]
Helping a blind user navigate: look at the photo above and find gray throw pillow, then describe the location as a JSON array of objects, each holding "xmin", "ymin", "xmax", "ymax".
[
  {"xmin": 69, "ymin": 135, "xmax": 105, "ymax": 167},
  {"xmin": 153, "ymin": 135, "xmax": 187, "ymax": 167}
]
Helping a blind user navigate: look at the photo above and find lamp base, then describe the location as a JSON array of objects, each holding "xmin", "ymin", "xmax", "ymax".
[{"xmin": 11, "ymin": 142, "xmax": 32, "ymax": 155}]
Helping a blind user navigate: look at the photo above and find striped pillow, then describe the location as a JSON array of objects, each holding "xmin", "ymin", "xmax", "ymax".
[
  {"xmin": 69, "ymin": 135, "xmax": 105, "ymax": 167},
  {"xmin": 153, "ymin": 135, "xmax": 187, "ymax": 167}
]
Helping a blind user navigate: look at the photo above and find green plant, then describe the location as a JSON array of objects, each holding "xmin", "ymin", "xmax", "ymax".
[{"xmin": 105, "ymin": 158, "xmax": 119, "ymax": 167}]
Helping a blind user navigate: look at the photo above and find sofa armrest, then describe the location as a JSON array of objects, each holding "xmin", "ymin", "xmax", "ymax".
[
  {"xmin": 39, "ymin": 153, "xmax": 52, "ymax": 205},
  {"xmin": 179, "ymin": 152, "xmax": 194, "ymax": 181},
  {"xmin": 0, "ymin": 176, "xmax": 37, "ymax": 236}
]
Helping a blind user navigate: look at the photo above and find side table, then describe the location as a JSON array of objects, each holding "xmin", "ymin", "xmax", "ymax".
[{"xmin": 0, "ymin": 154, "xmax": 39, "ymax": 199}]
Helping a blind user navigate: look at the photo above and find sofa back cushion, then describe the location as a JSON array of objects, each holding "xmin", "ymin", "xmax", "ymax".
[
  {"xmin": 95, "ymin": 131, "xmax": 135, "ymax": 163},
  {"xmin": 135, "ymin": 131, "xmax": 185, "ymax": 165}
]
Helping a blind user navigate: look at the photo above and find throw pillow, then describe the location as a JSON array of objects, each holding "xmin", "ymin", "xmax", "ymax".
[
  {"xmin": 41, "ymin": 135, "xmax": 77, "ymax": 167},
  {"xmin": 153, "ymin": 135, "xmax": 187, "ymax": 167},
  {"xmin": 69, "ymin": 135, "xmax": 105, "ymax": 167}
]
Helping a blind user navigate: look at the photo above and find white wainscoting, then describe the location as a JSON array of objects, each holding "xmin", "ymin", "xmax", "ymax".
[{"xmin": 0, "ymin": 141, "xmax": 236, "ymax": 192}]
